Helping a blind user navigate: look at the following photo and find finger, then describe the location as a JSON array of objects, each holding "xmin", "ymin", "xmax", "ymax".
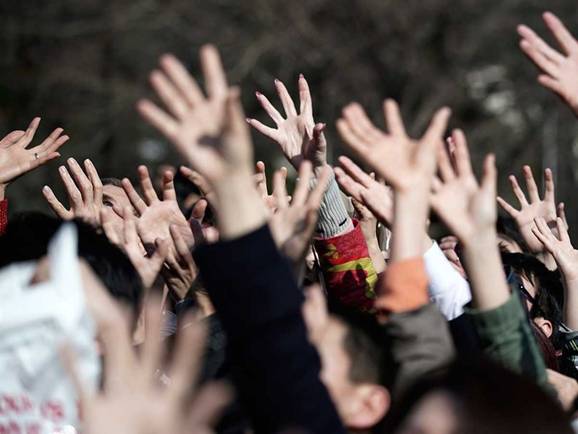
[
  {"xmin": 431, "ymin": 175, "xmax": 443, "ymax": 193},
  {"xmin": 0, "ymin": 130, "xmax": 25, "ymax": 148},
  {"xmin": 334, "ymin": 167, "xmax": 363, "ymax": 201},
  {"xmin": 481, "ymin": 153, "xmax": 497, "ymax": 198},
  {"xmin": 200, "ymin": 44, "xmax": 228, "ymax": 100},
  {"xmin": 519, "ymin": 40, "xmax": 560, "ymax": 78},
  {"xmin": 255, "ymin": 161, "xmax": 269, "ymax": 197},
  {"xmin": 544, "ymin": 168, "xmax": 555, "ymax": 202},
  {"xmin": 123, "ymin": 207, "xmax": 139, "ymax": 246},
  {"xmin": 167, "ymin": 317, "xmax": 208, "ymax": 402},
  {"xmin": 84, "ymin": 159, "xmax": 103, "ymax": 204},
  {"xmin": 141, "ymin": 295, "xmax": 164, "ymax": 384},
  {"xmin": 121, "ymin": 178, "xmax": 147, "ymax": 215},
  {"xmin": 191, "ymin": 198, "xmax": 208, "ymax": 223},
  {"xmin": 246, "ymin": 118, "xmax": 279, "ymax": 141},
  {"xmin": 67, "ymin": 158, "xmax": 94, "ymax": 202},
  {"xmin": 436, "ymin": 141, "xmax": 456, "ymax": 182},
  {"xmin": 180, "ymin": 166, "xmax": 211, "ymax": 196},
  {"xmin": 162, "ymin": 170, "xmax": 177, "ymax": 202},
  {"xmin": 336, "ymin": 118, "xmax": 370, "ymax": 156},
  {"xmin": 160, "ymin": 54, "xmax": 204, "ymax": 107},
  {"xmin": 150, "ymin": 69, "xmax": 190, "ymax": 119},
  {"xmin": 293, "ymin": 161, "xmax": 313, "ymax": 205},
  {"xmin": 422, "ymin": 107, "xmax": 452, "ymax": 149},
  {"xmin": 497, "ymin": 196, "xmax": 519, "ymax": 217},
  {"xmin": 100, "ymin": 208, "xmax": 121, "ymax": 245},
  {"xmin": 170, "ymin": 224, "xmax": 195, "ymax": 264},
  {"xmin": 557, "ymin": 202, "xmax": 568, "ymax": 228},
  {"xmin": 543, "ymin": 11, "xmax": 578, "ymax": 55},
  {"xmin": 517, "ymin": 24, "xmax": 565, "ymax": 64},
  {"xmin": 383, "ymin": 99, "xmax": 407, "ymax": 137},
  {"xmin": 272, "ymin": 168, "xmax": 289, "ymax": 209},
  {"xmin": 298, "ymin": 74, "xmax": 313, "ymax": 118},
  {"xmin": 274, "ymin": 78, "xmax": 298, "ymax": 117},
  {"xmin": 223, "ymin": 86, "xmax": 249, "ymax": 141},
  {"xmin": 42, "ymin": 185, "xmax": 72, "ymax": 220},
  {"xmin": 36, "ymin": 127, "xmax": 65, "ymax": 152},
  {"xmin": 532, "ymin": 225, "xmax": 554, "ymax": 252},
  {"xmin": 17, "ymin": 117, "xmax": 41, "ymax": 148},
  {"xmin": 137, "ymin": 99, "xmax": 179, "ymax": 141},
  {"xmin": 509, "ymin": 174, "xmax": 529, "ymax": 207},
  {"xmin": 522, "ymin": 165, "xmax": 540, "ymax": 203},
  {"xmin": 537, "ymin": 74, "xmax": 565, "ymax": 96},
  {"xmin": 58, "ymin": 165, "xmax": 84, "ymax": 209},
  {"xmin": 557, "ymin": 217, "xmax": 571, "ymax": 244},
  {"xmin": 313, "ymin": 123, "xmax": 327, "ymax": 156},
  {"xmin": 187, "ymin": 382, "xmax": 232, "ymax": 429},
  {"xmin": 343, "ymin": 103, "xmax": 383, "ymax": 143},
  {"xmin": 337, "ymin": 155, "xmax": 374, "ymax": 187},
  {"xmin": 451, "ymin": 129, "xmax": 473, "ymax": 176},
  {"xmin": 255, "ymin": 91, "xmax": 284, "ymax": 124},
  {"xmin": 138, "ymin": 165, "xmax": 159, "ymax": 204}
]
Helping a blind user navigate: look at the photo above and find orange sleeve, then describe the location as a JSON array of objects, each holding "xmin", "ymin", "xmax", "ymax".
[{"xmin": 375, "ymin": 258, "xmax": 428, "ymax": 314}]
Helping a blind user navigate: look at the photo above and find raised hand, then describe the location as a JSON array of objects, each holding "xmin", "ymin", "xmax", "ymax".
[
  {"xmin": 122, "ymin": 166, "xmax": 192, "ymax": 251},
  {"xmin": 337, "ymin": 100, "xmax": 450, "ymax": 192},
  {"xmin": 0, "ymin": 117, "xmax": 68, "ymax": 194},
  {"xmin": 162, "ymin": 224, "xmax": 198, "ymax": 301},
  {"xmin": 101, "ymin": 206, "xmax": 169, "ymax": 289},
  {"xmin": 248, "ymin": 75, "xmax": 327, "ymax": 169},
  {"xmin": 497, "ymin": 165, "xmax": 557, "ymax": 255},
  {"xmin": 63, "ymin": 296, "xmax": 231, "ymax": 434},
  {"xmin": 351, "ymin": 198, "xmax": 387, "ymax": 274},
  {"xmin": 43, "ymin": 158, "xmax": 104, "ymax": 227},
  {"xmin": 532, "ymin": 217, "xmax": 578, "ymax": 281},
  {"xmin": 269, "ymin": 161, "xmax": 331, "ymax": 264},
  {"xmin": 138, "ymin": 45, "xmax": 253, "ymax": 182},
  {"xmin": 334, "ymin": 156, "xmax": 393, "ymax": 227},
  {"xmin": 518, "ymin": 12, "xmax": 578, "ymax": 116},
  {"xmin": 431, "ymin": 130, "xmax": 497, "ymax": 242}
]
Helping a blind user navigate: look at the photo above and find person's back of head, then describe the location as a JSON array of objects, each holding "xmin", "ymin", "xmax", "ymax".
[
  {"xmin": 0, "ymin": 212, "xmax": 143, "ymax": 318},
  {"xmin": 384, "ymin": 358, "xmax": 573, "ymax": 434}
]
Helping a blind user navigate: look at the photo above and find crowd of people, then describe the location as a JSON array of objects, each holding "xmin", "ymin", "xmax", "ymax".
[{"xmin": 2, "ymin": 9, "xmax": 578, "ymax": 434}]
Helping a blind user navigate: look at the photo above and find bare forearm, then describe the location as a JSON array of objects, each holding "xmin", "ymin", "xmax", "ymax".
[
  {"xmin": 0, "ymin": 184, "xmax": 5, "ymax": 201},
  {"xmin": 212, "ymin": 172, "xmax": 269, "ymax": 240},
  {"xmin": 391, "ymin": 191, "xmax": 430, "ymax": 262},
  {"xmin": 563, "ymin": 277, "xmax": 578, "ymax": 330},
  {"xmin": 461, "ymin": 232, "xmax": 509, "ymax": 311}
]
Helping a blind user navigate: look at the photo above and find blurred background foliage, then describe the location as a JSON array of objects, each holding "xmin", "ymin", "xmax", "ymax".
[{"xmin": 1, "ymin": 0, "xmax": 578, "ymax": 235}]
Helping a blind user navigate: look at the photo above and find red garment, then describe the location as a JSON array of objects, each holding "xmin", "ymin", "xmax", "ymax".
[
  {"xmin": 0, "ymin": 199, "xmax": 7, "ymax": 235},
  {"xmin": 314, "ymin": 219, "xmax": 378, "ymax": 312}
]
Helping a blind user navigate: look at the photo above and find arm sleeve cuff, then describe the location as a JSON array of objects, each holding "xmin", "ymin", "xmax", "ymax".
[
  {"xmin": 315, "ymin": 171, "xmax": 352, "ymax": 238},
  {"xmin": 376, "ymin": 257, "xmax": 429, "ymax": 314},
  {"xmin": 0, "ymin": 199, "xmax": 8, "ymax": 235}
]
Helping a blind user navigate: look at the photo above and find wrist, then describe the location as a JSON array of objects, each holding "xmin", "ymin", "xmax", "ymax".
[{"xmin": 0, "ymin": 184, "xmax": 5, "ymax": 201}]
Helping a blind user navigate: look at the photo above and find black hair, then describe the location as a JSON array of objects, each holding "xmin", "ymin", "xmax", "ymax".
[
  {"xmin": 328, "ymin": 301, "xmax": 396, "ymax": 389},
  {"xmin": 101, "ymin": 177, "xmax": 123, "ymax": 188},
  {"xmin": 496, "ymin": 215, "xmax": 528, "ymax": 252},
  {"xmin": 0, "ymin": 212, "xmax": 143, "ymax": 318},
  {"xmin": 383, "ymin": 358, "xmax": 573, "ymax": 434}
]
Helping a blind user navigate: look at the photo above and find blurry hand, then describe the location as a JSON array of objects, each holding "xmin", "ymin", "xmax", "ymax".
[
  {"xmin": 0, "ymin": 117, "xmax": 68, "ymax": 195},
  {"xmin": 518, "ymin": 12, "xmax": 578, "ymax": 116},
  {"xmin": 63, "ymin": 296, "xmax": 231, "ymax": 434},
  {"xmin": 43, "ymin": 158, "xmax": 104, "ymax": 227},
  {"xmin": 337, "ymin": 100, "xmax": 450, "ymax": 193},
  {"xmin": 162, "ymin": 224, "xmax": 198, "ymax": 301},
  {"xmin": 248, "ymin": 75, "xmax": 327, "ymax": 169}
]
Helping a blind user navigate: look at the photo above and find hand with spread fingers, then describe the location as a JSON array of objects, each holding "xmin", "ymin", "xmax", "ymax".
[
  {"xmin": 42, "ymin": 158, "xmax": 104, "ymax": 227},
  {"xmin": 122, "ymin": 166, "xmax": 192, "ymax": 252},
  {"xmin": 63, "ymin": 295, "xmax": 231, "ymax": 434},
  {"xmin": 138, "ymin": 45, "xmax": 253, "ymax": 183},
  {"xmin": 431, "ymin": 130, "xmax": 497, "ymax": 242},
  {"xmin": 497, "ymin": 165, "xmax": 558, "ymax": 256},
  {"xmin": 518, "ymin": 12, "xmax": 578, "ymax": 116},
  {"xmin": 248, "ymin": 75, "xmax": 327, "ymax": 169},
  {"xmin": 334, "ymin": 156, "xmax": 394, "ymax": 227},
  {"xmin": 0, "ymin": 117, "xmax": 68, "ymax": 197},
  {"xmin": 101, "ymin": 206, "xmax": 169, "ymax": 289},
  {"xmin": 162, "ymin": 224, "xmax": 198, "ymax": 301},
  {"xmin": 269, "ymin": 161, "xmax": 331, "ymax": 265},
  {"xmin": 337, "ymin": 100, "xmax": 451, "ymax": 192}
]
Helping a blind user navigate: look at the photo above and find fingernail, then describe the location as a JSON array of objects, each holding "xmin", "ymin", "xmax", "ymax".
[
  {"xmin": 59, "ymin": 166, "xmax": 66, "ymax": 173},
  {"xmin": 274, "ymin": 78, "xmax": 280, "ymax": 84},
  {"xmin": 299, "ymin": 73, "xmax": 304, "ymax": 79},
  {"xmin": 255, "ymin": 91, "xmax": 262, "ymax": 97}
]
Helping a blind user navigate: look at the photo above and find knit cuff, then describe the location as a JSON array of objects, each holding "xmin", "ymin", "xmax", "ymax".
[{"xmin": 315, "ymin": 171, "xmax": 351, "ymax": 238}]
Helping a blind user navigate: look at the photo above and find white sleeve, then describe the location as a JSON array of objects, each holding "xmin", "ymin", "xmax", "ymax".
[{"xmin": 423, "ymin": 241, "xmax": 472, "ymax": 320}]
